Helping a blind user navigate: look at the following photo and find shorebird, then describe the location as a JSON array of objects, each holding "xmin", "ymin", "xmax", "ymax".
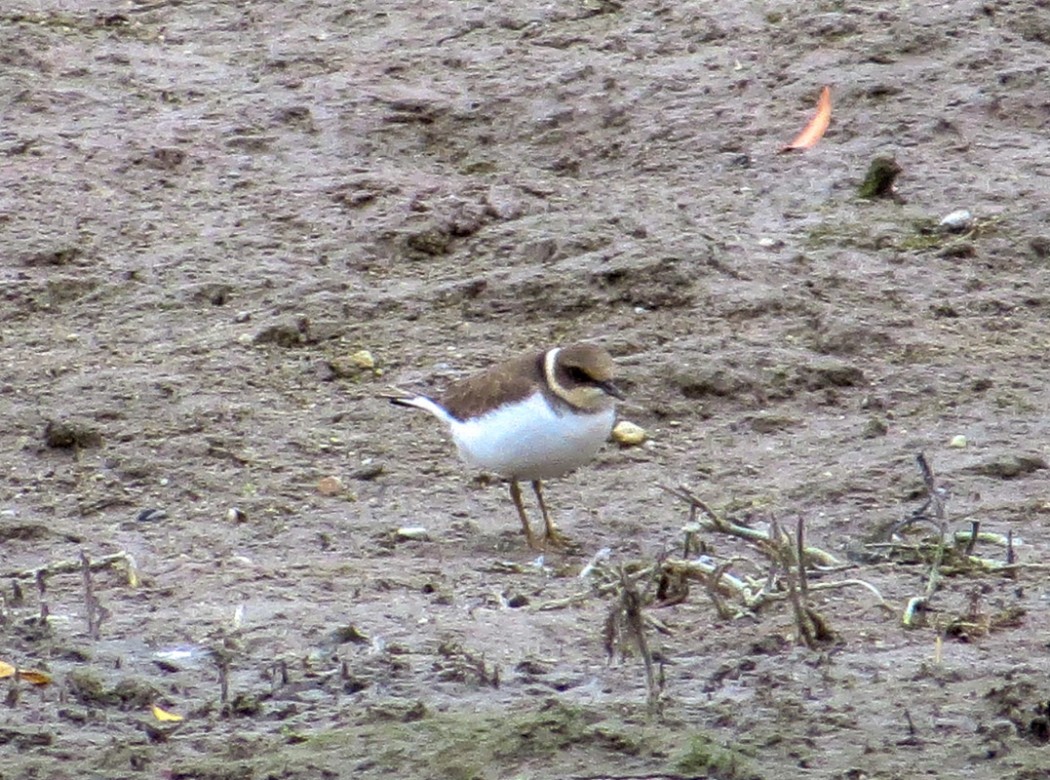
[{"xmin": 390, "ymin": 343, "xmax": 624, "ymax": 549}]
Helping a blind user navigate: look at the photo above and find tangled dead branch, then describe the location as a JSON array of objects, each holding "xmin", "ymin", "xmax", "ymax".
[
  {"xmin": 542, "ymin": 484, "xmax": 892, "ymax": 676},
  {"xmin": 539, "ymin": 451, "xmax": 1038, "ymax": 709},
  {"xmin": 849, "ymin": 452, "xmax": 1038, "ymax": 631},
  {"xmin": 656, "ymin": 486, "xmax": 890, "ymax": 647}
]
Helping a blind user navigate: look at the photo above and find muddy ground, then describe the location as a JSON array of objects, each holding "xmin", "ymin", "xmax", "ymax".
[{"xmin": 3, "ymin": 1, "xmax": 1050, "ymax": 778}]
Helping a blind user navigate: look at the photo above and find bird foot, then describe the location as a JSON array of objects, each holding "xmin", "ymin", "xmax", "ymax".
[{"xmin": 542, "ymin": 524, "xmax": 581, "ymax": 553}]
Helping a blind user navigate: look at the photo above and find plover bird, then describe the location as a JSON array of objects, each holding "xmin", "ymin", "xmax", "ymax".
[{"xmin": 390, "ymin": 343, "xmax": 624, "ymax": 549}]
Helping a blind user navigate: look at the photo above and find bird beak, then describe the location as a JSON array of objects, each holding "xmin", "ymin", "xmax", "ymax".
[{"xmin": 599, "ymin": 380, "xmax": 626, "ymax": 401}]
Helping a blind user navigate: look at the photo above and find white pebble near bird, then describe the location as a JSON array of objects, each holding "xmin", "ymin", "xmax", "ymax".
[{"xmin": 389, "ymin": 342, "xmax": 625, "ymax": 550}]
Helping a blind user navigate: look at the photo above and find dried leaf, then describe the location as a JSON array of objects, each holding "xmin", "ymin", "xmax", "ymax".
[
  {"xmin": 18, "ymin": 669, "xmax": 53, "ymax": 686},
  {"xmin": 0, "ymin": 661, "xmax": 51, "ymax": 684},
  {"xmin": 781, "ymin": 85, "xmax": 831, "ymax": 152},
  {"xmin": 151, "ymin": 703, "xmax": 185, "ymax": 722}
]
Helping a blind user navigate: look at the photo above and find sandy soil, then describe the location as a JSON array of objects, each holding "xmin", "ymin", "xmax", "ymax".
[{"xmin": 3, "ymin": 1, "xmax": 1050, "ymax": 778}]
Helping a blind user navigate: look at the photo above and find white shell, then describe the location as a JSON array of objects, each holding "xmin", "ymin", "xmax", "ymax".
[{"xmin": 938, "ymin": 209, "xmax": 973, "ymax": 233}]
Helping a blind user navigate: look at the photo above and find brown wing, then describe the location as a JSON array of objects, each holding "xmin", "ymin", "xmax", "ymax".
[{"xmin": 439, "ymin": 350, "xmax": 545, "ymax": 421}]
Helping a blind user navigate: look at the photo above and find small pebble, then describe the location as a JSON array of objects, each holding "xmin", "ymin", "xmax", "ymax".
[
  {"xmin": 395, "ymin": 526, "xmax": 430, "ymax": 541},
  {"xmin": 350, "ymin": 462, "xmax": 385, "ymax": 481},
  {"xmin": 612, "ymin": 420, "xmax": 647, "ymax": 446},
  {"xmin": 137, "ymin": 508, "xmax": 168, "ymax": 523},
  {"xmin": 349, "ymin": 349, "xmax": 376, "ymax": 369},
  {"xmin": 328, "ymin": 351, "xmax": 380, "ymax": 378},
  {"xmin": 949, "ymin": 434, "xmax": 968, "ymax": 448},
  {"xmin": 938, "ymin": 209, "xmax": 974, "ymax": 234},
  {"xmin": 253, "ymin": 321, "xmax": 306, "ymax": 347},
  {"xmin": 226, "ymin": 507, "xmax": 248, "ymax": 523},
  {"xmin": 862, "ymin": 418, "xmax": 888, "ymax": 439},
  {"xmin": 317, "ymin": 476, "xmax": 344, "ymax": 496}
]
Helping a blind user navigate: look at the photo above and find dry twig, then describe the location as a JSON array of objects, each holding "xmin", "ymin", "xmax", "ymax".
[
  {"xmin": 604, "ymin": 566, "xmax": 662, "ymax": 714},
  {"xmin": 80, "ymin": 551, "xmax": 110, "ymax": 640},
  {"xmin": 660, "ymin": 484, "xmax": 844, "ymax": 568},
  {"xmin": 6, "ymin": 551, "xmax": 139, "ymax": 587},
  {"xmin": 902, "ymin": 453, "xmax": 949, "ymax": 628}
]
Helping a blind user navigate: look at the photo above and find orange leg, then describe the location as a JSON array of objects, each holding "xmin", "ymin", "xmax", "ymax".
[
  {"xmin": 509, "ymin": 480, "xmax": 541, "ymax": 550},
  {"xmin": 531, "ymin": 480, "xmax": 574, "ymax": 550}
]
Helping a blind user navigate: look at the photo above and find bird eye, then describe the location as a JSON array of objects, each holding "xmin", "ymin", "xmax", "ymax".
[{"xmin": 566, "ymin": 366, "xmax": 591, "ymax": 383}]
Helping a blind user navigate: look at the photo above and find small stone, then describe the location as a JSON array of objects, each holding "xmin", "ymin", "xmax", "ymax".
[
  {"xmin": 317, "ymin": 476, "xmax": 345, "ymax": 496},
  {"xmin": 349, "ymin": 349, "xmax": 375, "ymax": 370},
  {"xmin": 862, "ymin": 418, "xmax": 888, "ymax": 439},
  {"xmin": 949, "ymin": 435, "xmax": 968, "ymax": 449},
  {"xmin": 611, "ymin": 420, "xmax": 647, "ymax": 446},
  {"xmin": 938, "ymin": 209, "xmax": 974, "ymax": 234},
  {"xmin": 328, "ymin": 351, "xmax": 379, "ymax": 379},
  {"xmin": 253, "ymin": 318, "xmax": 309, "ymax": 347},
  {"xmin": 137, "ymin": 508, "xmax": 168, "ymax": 522},
  {"xmin": 349, "ymin": 462, "xmax": 385, "ymax": 481},
  {"xmin": 395, "ymin": 526, "xmax": 430, "ymax": 541},
  {"xmin": 226, "ymin": 507, "xmax": 248, "ymax": 523}
]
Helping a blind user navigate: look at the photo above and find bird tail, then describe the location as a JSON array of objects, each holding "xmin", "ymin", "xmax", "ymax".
[{"xmin": 381, "ymin": 388, "xmax": 454, "ymax": 424}]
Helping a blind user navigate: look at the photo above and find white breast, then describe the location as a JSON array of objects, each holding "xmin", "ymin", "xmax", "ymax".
[{"xmin": 448, "ymin": 392, "xmax": 615, "ymax": 481}]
